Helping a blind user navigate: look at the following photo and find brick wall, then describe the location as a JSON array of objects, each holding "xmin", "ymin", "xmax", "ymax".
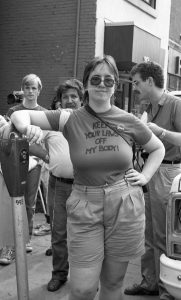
[{"xmin": 0, "ymin": 0, "xmax": 96, "ymax": 115}]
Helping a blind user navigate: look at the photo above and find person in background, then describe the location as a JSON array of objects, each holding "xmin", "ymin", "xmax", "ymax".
[
  {"xmin": 39, "ymin": 78, "xmax": 84, "ymax": 292},
  {"xmin": 7, "ymin": 55, "xmax": 165, "ymax": 300},
  {"xmin": 1, "ymin": 74, "xmax": 47, "ymax": 261},
  {"xmin": 124, "ymin": 62, "xmax": 181, "ymax": 300}
]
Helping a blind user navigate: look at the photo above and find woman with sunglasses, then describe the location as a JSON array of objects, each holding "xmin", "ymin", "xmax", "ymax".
[{"xmin": 5, "ymin": 55, "xmax": 165, "ymax": 300}]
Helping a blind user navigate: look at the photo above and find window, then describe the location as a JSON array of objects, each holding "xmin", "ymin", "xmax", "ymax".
[
  {"xmin": 142, "ymin": 0, "xmax": 156, "ymax": 8},
  {"xmin": 125, "ymin": 0, "xmax": 157, "ymax": 18}
]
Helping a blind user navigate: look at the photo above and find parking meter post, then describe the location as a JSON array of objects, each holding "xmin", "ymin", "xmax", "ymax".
[
  {"xmin": 13, "ymin": 196, "xmax": 29, "ymax": 300},
  {"xmin": 0, "ymin": 136, "xmax": 29, "ymax": 300}
]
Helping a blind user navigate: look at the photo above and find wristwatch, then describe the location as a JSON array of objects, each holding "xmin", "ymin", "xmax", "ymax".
[{"xmin": 159, "ymin": 129, "xmax": 167, "ymax": 140}]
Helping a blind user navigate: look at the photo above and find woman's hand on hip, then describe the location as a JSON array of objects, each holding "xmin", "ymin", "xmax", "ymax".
[{"xmin": 124, "ymin": 168, "xmax": 147, "ymax": 186}]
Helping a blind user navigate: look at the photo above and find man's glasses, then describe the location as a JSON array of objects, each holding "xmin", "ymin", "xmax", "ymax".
[
  {"xmin": 132, "ymin": 80, "xmax": 140, "ymax": 87},
  {"xmin": 90, "ymin": 76, "xmax": 115, "ymax": 88}
]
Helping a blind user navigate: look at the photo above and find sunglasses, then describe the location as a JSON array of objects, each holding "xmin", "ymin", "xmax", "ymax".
[{"xmin": 90, "ymin": 76, "xmax": 115, "ymax": 88}]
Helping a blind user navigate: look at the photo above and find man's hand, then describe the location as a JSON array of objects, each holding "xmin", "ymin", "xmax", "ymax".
[
  {"xmin": 29, "ymin": 143, "xmax": 49, "ymax": 163},
  {"xmin": 147, "ymin": 122, "xmax": 163, "ymax": 137}
]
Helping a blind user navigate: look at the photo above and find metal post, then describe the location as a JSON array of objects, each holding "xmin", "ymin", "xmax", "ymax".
[
  {"xmin": 0, "ymin": 135, "xmax": 30, "ymax": 300},
  {"xmin": 12, "ymin": 196, "xmax": 29, "ymax": 300}
]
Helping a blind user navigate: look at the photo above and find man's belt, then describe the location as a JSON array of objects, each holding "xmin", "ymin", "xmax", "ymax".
[
  {"xmin": 50, "ymin": 173, "xmax": 74, "ymax": 184},
  {"xmin": 162, "ymin": 160, "xmax": 181, "ymax": 164},
  {"xmin": 141, "ymin": 152, "xmax": 181, "ymax": 164}
]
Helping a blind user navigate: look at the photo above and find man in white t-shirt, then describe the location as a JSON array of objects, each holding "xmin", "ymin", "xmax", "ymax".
[{"xmin": 44, "ymin": 79, "xmax": 83, "ymax": 292}]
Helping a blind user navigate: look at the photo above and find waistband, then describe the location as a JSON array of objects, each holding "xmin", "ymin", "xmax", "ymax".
[
  {"xmin": 50, "ymin": 173, "xmax": 74, "ymax": 184},
  {"xmin": 73, "ymin": 177, "xmax": 127, "ymax": 192}
]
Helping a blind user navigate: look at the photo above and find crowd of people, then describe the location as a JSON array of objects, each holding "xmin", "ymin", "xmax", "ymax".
[{"xmin": 0, "ymin": 54, "xmax": 181, "ymax": 300}]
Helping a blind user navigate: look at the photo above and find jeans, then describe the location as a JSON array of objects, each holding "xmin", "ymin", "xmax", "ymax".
[
  {"xmin": 25, "ymin": 164, "xmax": 42, "ymax": 238},
  {"xmin": 48, "ymin": 173, "xmax": 72, "ymax": 281},
  {"xmin": 140, "ymin": 163, "xmax": 181, "ymax": 299}
]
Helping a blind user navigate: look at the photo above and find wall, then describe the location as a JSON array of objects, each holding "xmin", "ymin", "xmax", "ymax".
[
  {"xmin": 169, "ymin": 0, "xmax": 181, "ymax": 44},
  {"xmin": 95, "ymin": 0, "xmax": 171, "ymax": 82},
  {"xmin": 0, "ymin": 0, "xmax": 96, "ymax": 115},
  {"xmin": 167, "ymin": 0, "xmax": 181, "ymax": 90}
]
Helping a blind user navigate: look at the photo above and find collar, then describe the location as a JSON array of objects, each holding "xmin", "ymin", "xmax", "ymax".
[
  {"xmin": 146, "ymin": 92, "xmax": 167, "ymax": 113},
  {"xmin": 158, "ymin": 92, "xmax": 167, "ymax": 106}
]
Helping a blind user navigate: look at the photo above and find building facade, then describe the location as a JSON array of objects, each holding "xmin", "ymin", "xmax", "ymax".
[
  {"xmin": 0, "ymin": 0, "xmax": 171, "ymax": 114},
  {"xmin": 167, "ymin": 0, "xmax": 181, "ymax": 91}
]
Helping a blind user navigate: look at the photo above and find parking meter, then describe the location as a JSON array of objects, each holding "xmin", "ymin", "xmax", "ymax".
[
  {"xmin": 0, "ymin": 133, "xmax": 29, "ymax": 196},
  {"xmin": 0, "ymin": 133, "xmax": 29, "ymax": 300}
]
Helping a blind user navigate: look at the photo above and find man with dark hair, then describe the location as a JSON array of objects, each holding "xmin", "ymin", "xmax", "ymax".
[
  {"xmin": 124, "ymin": 62, "xmax": 181, "ymax": 300},
  {"xmin": 43, "ymin": 78, "xmax": 84, "ymax": 292},
  {"xmin": 50, "ymin": 78, "xmax": 84, "ymax": 110}
]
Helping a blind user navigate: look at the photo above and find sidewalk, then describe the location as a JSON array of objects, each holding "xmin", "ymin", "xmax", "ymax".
[{"xmin": 0, "ymin": 213, "xmax": 159, "ymax": 300}]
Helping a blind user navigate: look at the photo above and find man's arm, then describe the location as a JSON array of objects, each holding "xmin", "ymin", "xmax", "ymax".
[
  {"xmin": 147, "ymin": 123, "xmax": 181, "ymax": 146},
  {"xmin": 29, "ymin": 143, "xmax": 49, "ymax": 163}
]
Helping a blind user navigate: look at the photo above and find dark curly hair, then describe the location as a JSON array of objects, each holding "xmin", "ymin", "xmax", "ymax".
[
  {"xmin": 130, "ymin": 62, "xmax": 164, "ymax": 88},
  {"xmin": 50, "ymin": 78, "xmax": 84, "ymax": 110}
]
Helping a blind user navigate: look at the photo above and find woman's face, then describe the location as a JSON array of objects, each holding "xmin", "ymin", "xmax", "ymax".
[{"xmin": 86, "ymin": 62, "xmax": 115, "ymax": 104}]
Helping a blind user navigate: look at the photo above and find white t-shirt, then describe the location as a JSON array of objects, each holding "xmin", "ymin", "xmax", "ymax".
[{"xmin": 43, "ymin": 131, "xmax": 73, "ymax": 179}]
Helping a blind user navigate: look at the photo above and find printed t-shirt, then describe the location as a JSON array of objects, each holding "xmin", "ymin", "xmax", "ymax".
[{"xmin": 45, "ymin": 105, "xmax": 152, "ymax": 186}]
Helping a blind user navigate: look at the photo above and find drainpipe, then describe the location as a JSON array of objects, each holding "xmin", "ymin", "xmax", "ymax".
[{"xmin": 73, "ymin": 0, "xmax": 81, "ymax": 78}]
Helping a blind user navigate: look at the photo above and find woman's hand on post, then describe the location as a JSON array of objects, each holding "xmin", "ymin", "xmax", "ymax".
[{"xmin": 25, "ymin": 125, "xmax": 44, "ymax": 145}]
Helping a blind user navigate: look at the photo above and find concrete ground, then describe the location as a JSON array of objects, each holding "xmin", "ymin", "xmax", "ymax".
[{"xmin": 0, "ymin": 213, "xmax": 160, "ymax": 300}]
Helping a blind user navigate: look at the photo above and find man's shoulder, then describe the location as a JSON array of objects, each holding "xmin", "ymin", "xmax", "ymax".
[
  {"xmin": 163, "ymin": 92, "xmax": 181, "ymax": 107},
  {"xmin": 7, "ymin": 103, "xmax": 25, "ymax": 116},
  {"xmin": 35, "ymin": 105, "xmax": 47, "ymax": 111}
]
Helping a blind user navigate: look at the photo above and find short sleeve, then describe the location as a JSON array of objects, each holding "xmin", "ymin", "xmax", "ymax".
[
  {"xmin": 45, "ymin": 110, "xmax": 71, "ymax": 132},
  {"xmin": 132, "ymin": 116, "xmax": 152, "ymax": 145}
]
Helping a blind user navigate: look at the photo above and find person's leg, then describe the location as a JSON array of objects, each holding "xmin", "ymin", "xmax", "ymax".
[
  {"xmin": 125, "ymin": 179, "xmax": 163, "ymax": 295},
  {"xmin": 99, "ymin": 258, "xmax": 128, "ymax": 300},
  {"xmin": 102, "ymin": 180, "xmax": 147, "ymax": 296},
  {"xmin": 24, "ymin": 164, "xmax": 42, "ymax": 239},
  {"xmin": 51, "ymin": 180, "xmax": 72, "ymax": 281},
  {"xmin": 45, "ymin": 173, "xmax": 56, "ymax": 256},
  {"xmin": 69, "ymin": 264, "xmax": 101, "ymax": 300},
  {"xmin": 66, "ymin": 185, "xmax": 104, "ymax": 300},
  {"xmin": 140, "ymin": 191, "xmax": 158, "ymax": 290}
]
